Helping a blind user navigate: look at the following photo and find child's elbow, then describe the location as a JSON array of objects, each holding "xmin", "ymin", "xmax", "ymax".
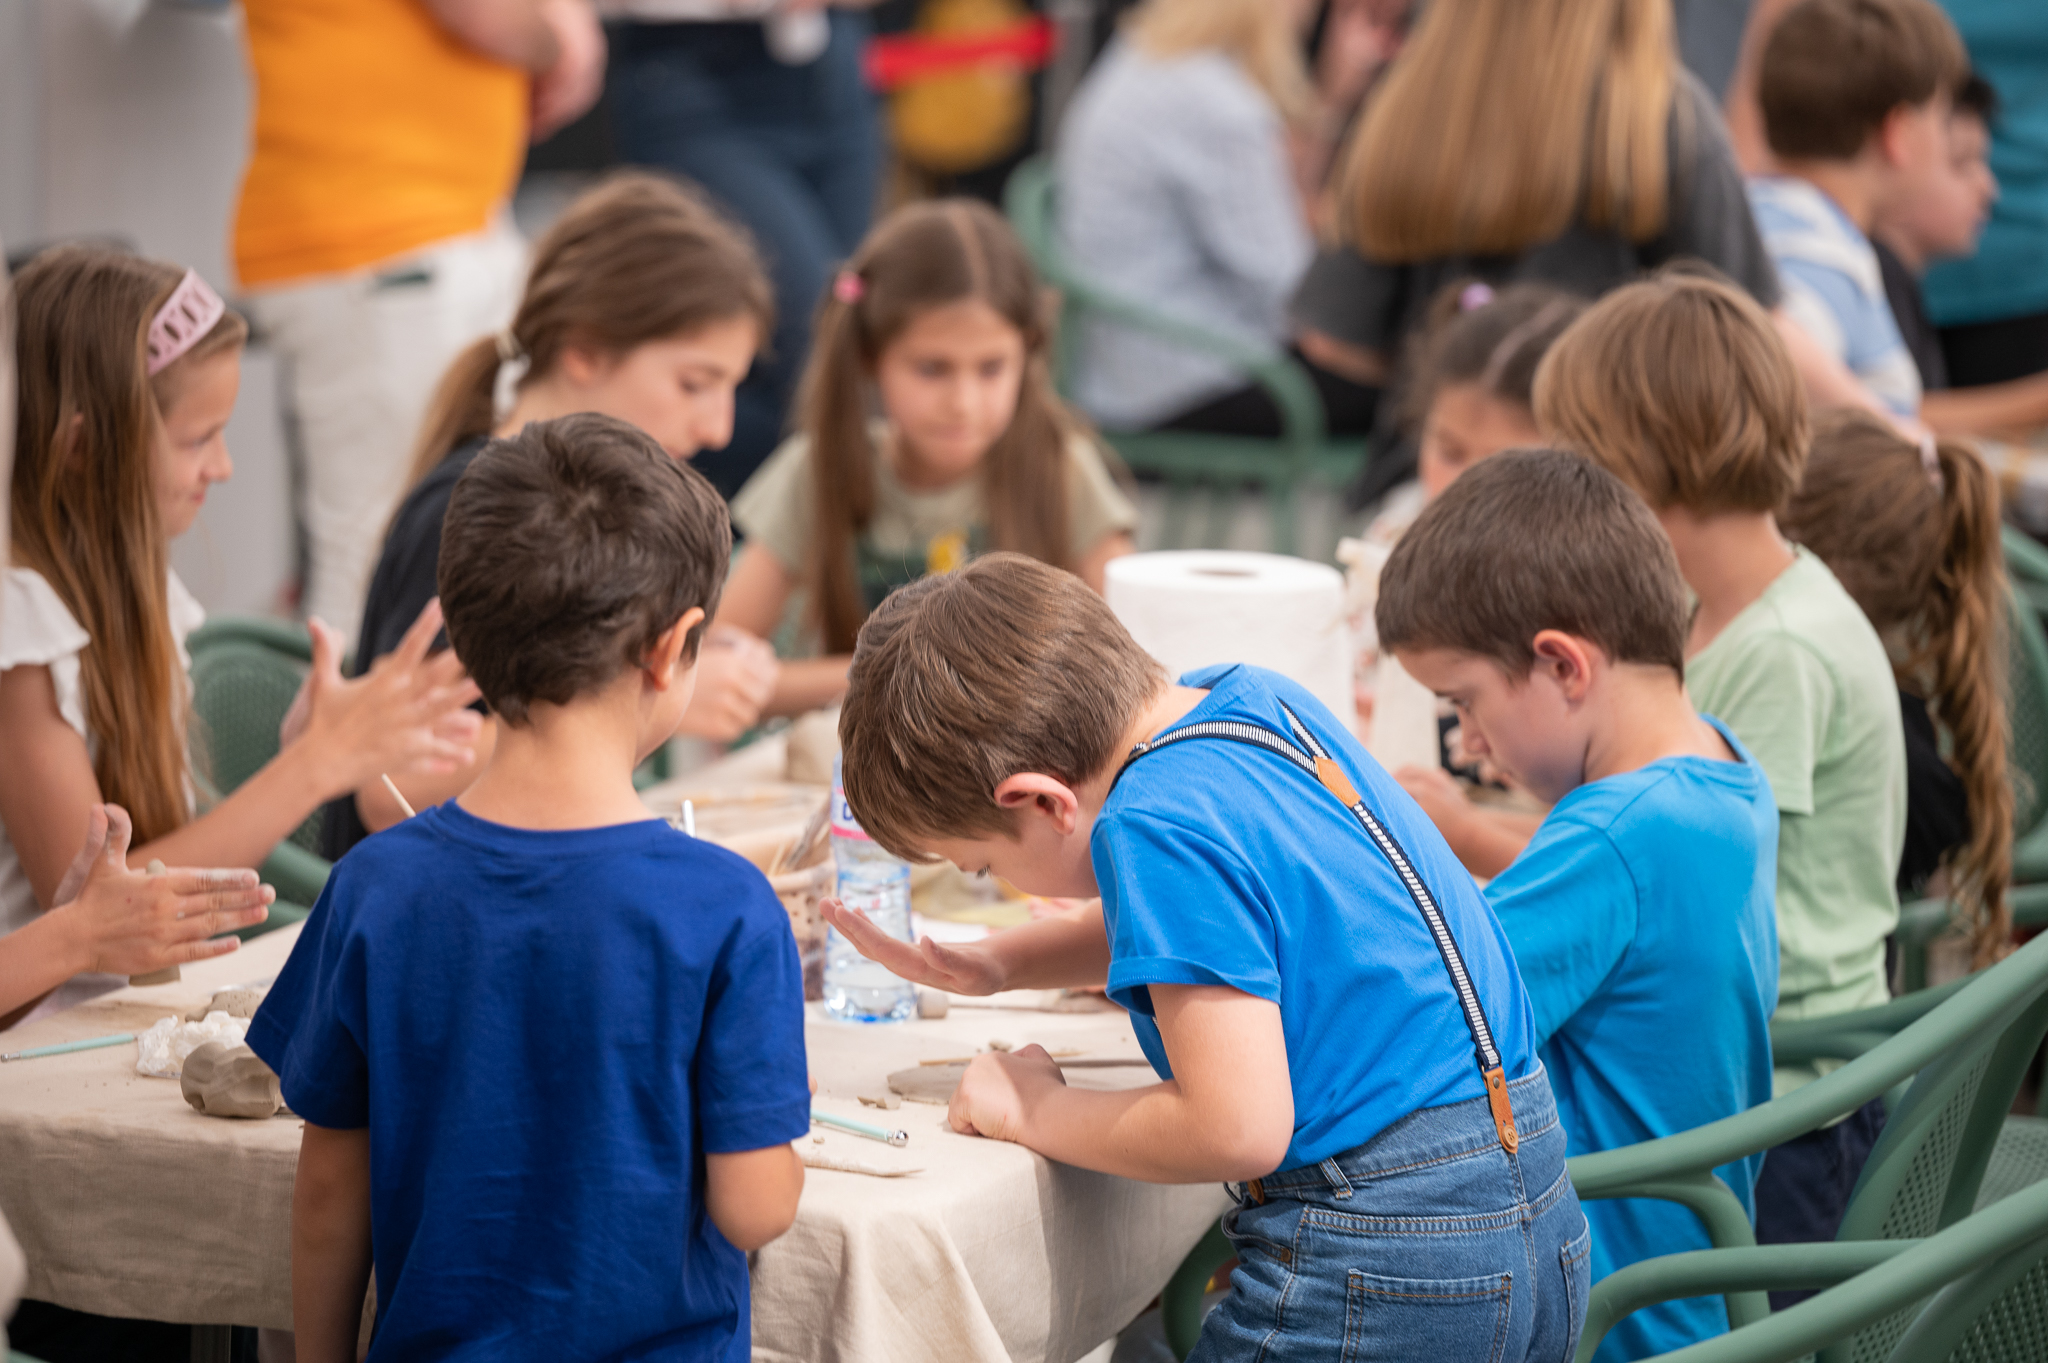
[
  {"xmin": 1209, "ymin": 1113, "xmax": 1293, "ymax": 1183},
  {"xmin": 706, "ymin": 1147, "xmax": 805, "ymax": 1252}
]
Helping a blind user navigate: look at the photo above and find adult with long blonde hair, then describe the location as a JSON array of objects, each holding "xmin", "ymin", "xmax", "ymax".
[
  {"xmin": 1057, "ymin": 0, "xmax": 1391, "ymax": 436},
  {"xmin": 2, "ymin": 248, "xmax": 480, "ymax": 1020},
  {"xmin": 1296, "ymin": 0, "xmax": 1792, "ymax": 500}
]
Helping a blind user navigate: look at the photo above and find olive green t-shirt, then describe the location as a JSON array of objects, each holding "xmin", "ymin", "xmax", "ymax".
[
  {"xmin": 731, "ymin": 424, "xmax": 1138, "ymax": 638},
  {"xmin": 1686, "ymin": 548, "xmax": 1906, "ymax": 1097}
]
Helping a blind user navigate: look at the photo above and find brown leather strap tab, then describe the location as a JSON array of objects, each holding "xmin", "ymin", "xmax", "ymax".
[
  {"xmin": 1314, "ymin": 755, "xmax": 1362, "ymax": 808},
  {"xmin": 1246, "ymin": 1177, "xmax": 1265, "ymax": 1205},
  {"xmin": 1483, "ymin": 1067, "xmax": 1519, "ymax": 1153}
]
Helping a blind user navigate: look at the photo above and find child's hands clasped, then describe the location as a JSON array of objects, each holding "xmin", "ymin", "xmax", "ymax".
[
  {"xmin": 819, "ymin": 899, "xmax": 1007, "ymax": 996},
  {"xmin": 948, "ymin": 1044, "xmax": 1066, "ymax": 1144},
  {"xmin": 288, "ymin": 600, "xmax": 485, "ymax": 797}
]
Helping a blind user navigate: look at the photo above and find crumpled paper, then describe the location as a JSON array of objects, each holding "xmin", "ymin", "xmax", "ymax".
[{"xmin": 136, "ymin": 1011, "xmax": 249, "ymax": 1078}]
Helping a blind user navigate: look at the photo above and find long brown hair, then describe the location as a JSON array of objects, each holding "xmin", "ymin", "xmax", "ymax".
[
  {"xmin": 1340, "ymin": 0, "xmax": 1676, "ymax": 261},
  {"xmin": 1781, "ymin": 410, "xmax": 2012, "ymax": 964},
  {"xmin": 800, "ymin": 199, "xmax": 1081, "ymax": 654},
  {"xmin": 406, "ymin": 171, "xmax": 774, "ymax": 489},
  {"xmin": 11, "ymin": 247, "xmax": 248, "ymax": 843}
]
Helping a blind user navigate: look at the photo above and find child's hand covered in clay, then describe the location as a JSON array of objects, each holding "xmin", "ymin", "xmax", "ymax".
[
  {"xmin": 949, "ymin": 1043, "xmax": 1066, "ymax": 1143},
  {"xmin": 819, "ymin": 898, "xmax": 1006, "ymax": 995}
]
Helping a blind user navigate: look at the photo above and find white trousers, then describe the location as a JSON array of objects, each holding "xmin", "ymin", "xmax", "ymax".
[{"xmin": 244, "ymin": 220, "xmax": 525, "ymax": 643}]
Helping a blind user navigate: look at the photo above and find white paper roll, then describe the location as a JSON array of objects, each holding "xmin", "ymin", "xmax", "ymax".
[{"xmin": 1106, "ymin": 552, "xmax": 1355, "ymax": 725}]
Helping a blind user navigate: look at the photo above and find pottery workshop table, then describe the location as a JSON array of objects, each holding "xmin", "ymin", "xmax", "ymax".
[{"xmin": 0, "ymin": 935, "xmax": 1227, "ymax": 1362}]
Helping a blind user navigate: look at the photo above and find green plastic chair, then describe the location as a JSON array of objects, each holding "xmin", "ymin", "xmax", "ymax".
[
  {"xmin": 1999, "ymin": 528, "xmax": 2048, "ymax": 885},
  {"xmin": 1570, "ymin": 930, "xmax": 2048, "ymax": 1362},
  {"xmin": 185, "ymin": 616, "xmax": 329, "ymax": 919},
  {"xmin": 1605, "ymin": 1176, "xmax": 2048, "ymax": 1362},
  {"xmin": 1003, "ymin": 156, "xmax": 1368, "ymax": 560}
]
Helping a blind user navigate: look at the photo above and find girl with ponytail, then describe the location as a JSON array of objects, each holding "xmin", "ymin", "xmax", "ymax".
[
  {"xmin": 1782, "ymin": 410, "xmax": 2013, "ymax": 964},
  {"xmin": 717, "ymin": 199, "xmax": 1138, "ymax": 715},
  {"xmin": 331, "ymin": 171, "xmax": 777, "ymax": 858}
]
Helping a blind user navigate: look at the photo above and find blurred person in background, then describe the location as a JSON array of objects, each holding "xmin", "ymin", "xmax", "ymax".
[
  {"xmin": 1056, "ymin": 0, "xmax": 1399, "ymax": 438},
  {"xmin": 234, "ymin": 0, "xmax": 605, "ymax": 644},
  {"xmin": 604, "ymin": 0, "xmax": 884, "ymax": 500}
]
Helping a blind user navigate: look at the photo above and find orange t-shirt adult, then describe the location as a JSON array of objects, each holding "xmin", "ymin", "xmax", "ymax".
[{"xmin": 234, "ymin": 0, "xmax": 529, "ymax": 289}]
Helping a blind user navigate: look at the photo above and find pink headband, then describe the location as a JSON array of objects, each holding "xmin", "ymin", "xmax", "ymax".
[
  {"xmin": 833, "ymin": 270, "xmax": 865, "ymax": 305},
  {"xmin": 145, "ymin": 270, "xmax": 227, "ymax": 376}
]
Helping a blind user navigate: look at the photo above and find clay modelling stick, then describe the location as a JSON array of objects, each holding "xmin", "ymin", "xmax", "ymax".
[
  {"xmin": 1, "ymin": 1032, "xmax": 135, "ymax": 1062},
  {"xmin": 380, "ymin": 774, "xmax": 418, "ymax": 820},
  {"xmin": 812, "ymin": 1107, "xmax": 909, "ymax": 1147},
  {"xmin": 683, "ymin": 799, "xmax": 696, "ymax": 839}
]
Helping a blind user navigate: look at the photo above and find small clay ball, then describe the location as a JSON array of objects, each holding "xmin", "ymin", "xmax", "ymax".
[
  {"xmin": 187, "ymin": 987, "xmax": 266, "ymax": 1022},
  {"xmin": 180, "ymin": 1041, "xmax": 283, "ymax": 1119}
]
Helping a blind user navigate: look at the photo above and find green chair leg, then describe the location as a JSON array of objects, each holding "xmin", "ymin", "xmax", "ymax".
[{"xmin": 1162, "ymin": 1218, "xmax": 1234, "ymax": 1360}]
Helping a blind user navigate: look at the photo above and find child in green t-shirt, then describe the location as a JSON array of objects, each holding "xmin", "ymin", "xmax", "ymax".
[{"xmin": 1535, "ymin": 270, "xmax": 1906, "ymax": 1284}]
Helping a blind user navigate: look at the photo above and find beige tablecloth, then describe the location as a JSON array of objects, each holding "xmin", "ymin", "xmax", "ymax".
[{"xmin": 0, "ymin": 927, "xmax": 1226, "ymax": 1362}]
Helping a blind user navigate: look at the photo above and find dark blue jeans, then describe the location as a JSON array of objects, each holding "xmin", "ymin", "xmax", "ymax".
[
  {"xmin": 1194, "ymin": 1067, "xmax": 1590, "ymax": 1363},
  {"xmin": 1753, "ymin": 1096, "xmax": 1888, "ymax": 1310},
  {"xmin": 609, "ymin": 15, "xmax": 882, "ymax": 498}
]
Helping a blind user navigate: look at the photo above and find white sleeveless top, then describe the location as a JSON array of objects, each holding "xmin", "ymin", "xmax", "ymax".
[{"xmin": 0, "ymin": 567, "xmax": 205, "ymax": 1015}]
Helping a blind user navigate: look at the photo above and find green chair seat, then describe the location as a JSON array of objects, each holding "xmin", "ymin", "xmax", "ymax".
[{"xmin": 1003, "ymin": 155, "xmax": 1368, "ymax": 561}]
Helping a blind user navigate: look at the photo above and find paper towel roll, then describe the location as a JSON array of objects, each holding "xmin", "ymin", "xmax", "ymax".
[{"xmin": 1106, "ymin": 552, "xmax": 1355, "ymax": 724}]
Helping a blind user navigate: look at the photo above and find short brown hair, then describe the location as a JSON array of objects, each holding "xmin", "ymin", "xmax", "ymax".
[
  {"xmin": 1760, "ymin": 0, "xmax": 1968, "ymax": 160},
  {"xmin": 837, "ymin": 554, "xmax": 1166, "ymax": 859},
  {"xmin": 1378, "ymin": 448, "xmax": 1689, "ymax": 677},
  {"xmin": 1534, "ymin": 271, "xmax": 1808, "ymax": 514},
  {"xmin": 438, "ymin": 413, "xmax": 731, "ymax": 725}
]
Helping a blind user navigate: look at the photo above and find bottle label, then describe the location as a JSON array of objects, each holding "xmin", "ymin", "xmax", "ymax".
[{"xmin": 830, "ymin": 787, "xmax": 873, "ymax": 842}]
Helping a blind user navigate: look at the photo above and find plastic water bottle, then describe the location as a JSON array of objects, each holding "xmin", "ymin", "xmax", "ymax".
[{"xmin": 825, "ymin": 758, "xmax": 919, "ymax": 1023}]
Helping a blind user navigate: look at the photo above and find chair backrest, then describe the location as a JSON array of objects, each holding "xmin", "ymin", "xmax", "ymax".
[
  {"xmin": 187, "ymin": 618, "xmax": 322, "ymax": 854},
  {"xmin": 1823, "ymin": 988, "xmax": 2048, "ymax": 1363},
  {"xmin": 1004, "ymin": 154, "xmax": 1088, "ymax": 398},
  {"xmin": 2002, "ymin": 529, "xmax": 2048, "ymax": 841},
  {"xmin": 1883, "ymin": 1227, "xmax": 2048, "ymax": 1363}
]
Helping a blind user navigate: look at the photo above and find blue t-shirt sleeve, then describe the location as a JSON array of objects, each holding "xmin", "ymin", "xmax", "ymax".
[
  {"xmin": 245, "ymin": 880, "xmax": 371, "ymax": 1130},
  {"xmin": 1099, "ymin": 810, "xmax": 1281, "ymax": 1014},
  {"xmin": 695, "ymin": 892, "xmax": 812, "ymax": 1154},
  {"xmin": 1484, "ymin": 817, "xmax": 1638, "ymax": 1048}
]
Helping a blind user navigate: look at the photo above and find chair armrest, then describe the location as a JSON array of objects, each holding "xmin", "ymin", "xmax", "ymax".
[
  {"xmin": 259, "ymin": 839, "xmax": 332, "ymax": 907},
  {"xmin": 1616, "ymin": 1179, "xmax": 2048, "ymax": 1363},
  {"xmin": 1569, "ymin": 933, "xmax": 2048, "ymax": 1201},
  {"xmin": 1575, "ymin": 1241, "xmax": 1913, "ymax": 1363}
]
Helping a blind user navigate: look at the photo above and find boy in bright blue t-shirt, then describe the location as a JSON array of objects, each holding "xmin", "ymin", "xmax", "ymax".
[
  {"xmin": 1381, "ymin": 449, "xmax": 1780, "ymax": 1363},
  {"xmin": 822, "ymin": 553, "xmax": 1585, "ymax": 1363},
  {"xmin": 250, "ymin": 415, "xmax": 810, "ymax": 1363}
]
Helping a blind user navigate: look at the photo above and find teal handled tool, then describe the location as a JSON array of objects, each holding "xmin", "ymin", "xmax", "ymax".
[
  {"xmin": 1, "ymin": 1032, "xmax": 135, "ymax": 1062},
  {"xmin": 811, "ymin": 1106, "xmax": 909, "ymax": 1147}
]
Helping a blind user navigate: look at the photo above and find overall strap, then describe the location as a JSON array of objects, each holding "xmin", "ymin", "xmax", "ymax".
[{"xmin": 1116, "ymin": 704, "xmax": 1520, "ymax": 1154}]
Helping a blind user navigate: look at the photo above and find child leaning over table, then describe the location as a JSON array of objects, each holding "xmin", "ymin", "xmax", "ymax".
[
  {"xmin": 822, "ymin": 553, "xmax": 1588, "ymax": 1363},
  {"xmin": 249, "ymin": 415, "xmax": 810, "ymax": 1363},
  {"xmin": 1379, "ymin": 449, "xmax": 1781, "ymax": 1363}
]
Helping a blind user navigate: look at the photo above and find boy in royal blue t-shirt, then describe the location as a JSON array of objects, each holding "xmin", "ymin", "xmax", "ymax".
[
  {"xmin": 1379, "ymin": 449, "xmax": 1780, "ymax": 1363},
  {"xmin": 249, "ymin": 415, "xmax": 810, "ymax": 1363},
  {"xmin": 822, "ymin": 554, "xmax": 1585, "ymax": 1362}
]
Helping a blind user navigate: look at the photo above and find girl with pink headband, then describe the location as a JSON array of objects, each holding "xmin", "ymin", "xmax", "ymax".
[{"xmin": 0, "ymin": 249, "xmax": 481, "ymax": 1020}]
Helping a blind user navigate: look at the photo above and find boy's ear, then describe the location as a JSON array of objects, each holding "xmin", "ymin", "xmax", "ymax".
[
  {"xmin": 991, "ymin": 773, "xmax": 1082, "ymax": 837},
  {"xmin": 1530, "ymin": 630, "xmax": 1599, "ymax": 702},
  {"xmin": 645, "ymin": 608, "xmax": 707, "ymax": 689}
]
